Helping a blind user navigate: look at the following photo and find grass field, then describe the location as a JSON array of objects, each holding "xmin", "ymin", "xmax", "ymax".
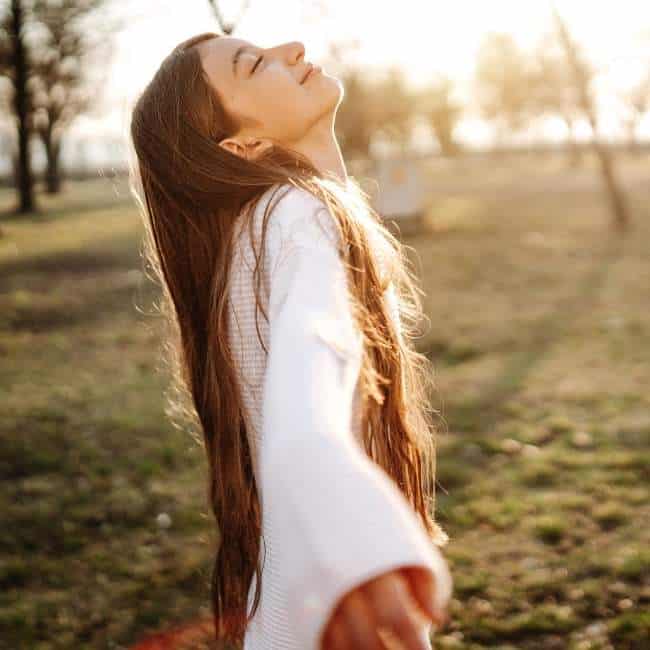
[{"xmin": 1, "ymin": 153, "xmax": 649, "ymax": 649}]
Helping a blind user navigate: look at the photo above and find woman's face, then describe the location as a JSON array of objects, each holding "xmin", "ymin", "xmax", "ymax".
[{"xmin": 198, "ymin": 36, "xmax": 341, "ymax": 154}]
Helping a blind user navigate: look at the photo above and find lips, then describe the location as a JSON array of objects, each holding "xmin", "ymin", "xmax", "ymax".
[{"xmin": 301, "ymin": 64, "xmax": 314, "ymax": 84}]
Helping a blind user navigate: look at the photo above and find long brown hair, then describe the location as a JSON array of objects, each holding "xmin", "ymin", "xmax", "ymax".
[{"xmin": 128, "ymin": 31, "xmax": 449, "ymax": 647}]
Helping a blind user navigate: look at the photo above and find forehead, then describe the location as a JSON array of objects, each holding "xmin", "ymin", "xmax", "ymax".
[{"xmin": 198, "ymin": 36, "xmax": 253, "ymax": 89}]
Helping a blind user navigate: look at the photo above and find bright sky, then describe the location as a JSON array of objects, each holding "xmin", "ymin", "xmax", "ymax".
[{"xmin": 76, "ymin": 0, "xmax": 650, "ymax": 147}]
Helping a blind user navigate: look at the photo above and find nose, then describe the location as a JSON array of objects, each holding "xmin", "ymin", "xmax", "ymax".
[
  {"xmin": 288, "ymin": 41, "xmax": 306, "ymax": 63},
  {"xmin": 266, "ymin": 41, "xmax": 306, "ymax": 65}
]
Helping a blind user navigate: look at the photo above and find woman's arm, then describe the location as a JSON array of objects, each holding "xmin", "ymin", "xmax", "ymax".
[{"xmin": 260, "ymin": 187, "xmax": 452, "ymax": 649}]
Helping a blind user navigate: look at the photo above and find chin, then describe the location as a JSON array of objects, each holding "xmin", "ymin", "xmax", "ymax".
[
  {"xmin": 333, "ymin": 79, "xmax": 345, "ymax": 104},
  {"xmin": 323, "ymin": 74, "xmax": 343, "ymax": 99},
  {"xmin": 323, "ymin": 83, "xmax": 343, "ymax": 112}
]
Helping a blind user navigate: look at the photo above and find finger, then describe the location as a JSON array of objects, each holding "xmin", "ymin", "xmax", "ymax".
[
  {"xmin": 339, "ymin": 590, "xmax": 385, "ymax": 650},
  {"xmin": 367, "ymin": 573, "xmax": 431, "ymax": 650},
  {"xmin": 376, "ymin": 625, "xmax": 403, "ymax": 649},
  {"xmin": 399, "ymin": 567, "xmax": 448, "ymax": 627},
  {"xmin": 377, "ymin": 622, "xmax": 433, "ymax": 650}
]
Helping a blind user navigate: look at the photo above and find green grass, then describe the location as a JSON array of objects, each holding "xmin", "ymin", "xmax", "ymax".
[{"xmin": 1, "ymin": 153, "xmax": 649, "ymax": 649}]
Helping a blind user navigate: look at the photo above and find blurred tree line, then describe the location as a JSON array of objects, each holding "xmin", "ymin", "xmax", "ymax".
[
  {"xmin": 334, "ymin": 27, "xmax": 648, "ymax": 164},
  {"xmin": 330, "ymin": 9, "xmax": 647, "ymax": 231},
  {"xmin": 1, "ymin": 0, "xmax": 648, "ymax": 227}
]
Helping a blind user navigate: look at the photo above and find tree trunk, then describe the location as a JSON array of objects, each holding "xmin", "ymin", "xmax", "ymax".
[
  {"xmin": 563, "ymin": 116, "xmax": 581, "ymax": 168},
  {"xmin": 433, "ymin": 126, "xmax": 458, "ymax": 158},
  {"xmin": 625, "ymin": 117, "xmax": 640, "ymax": 156},
  {"xmin": 43, "ymin": 130, "xmax": 62, "ymax": 194},
  {"xmin": 553, "ymin": 6, "xmax": 630, "ymax": 232},
  {"xmin": 10, "ymin": 0, "xmax": 37, "ymax": 214}
]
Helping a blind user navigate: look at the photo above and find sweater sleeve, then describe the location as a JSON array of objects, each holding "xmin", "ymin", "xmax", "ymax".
[{"xmin": 259, "ymin": 187, "xmax": 453, "ymax": 650}]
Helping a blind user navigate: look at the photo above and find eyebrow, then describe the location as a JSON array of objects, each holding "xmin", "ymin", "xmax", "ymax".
[{"xmin": 232, "ymin": 45, "xmax": 256, "ymax": 78}]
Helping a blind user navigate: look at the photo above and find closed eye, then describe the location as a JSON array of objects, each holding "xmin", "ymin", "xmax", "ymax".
[{"xmin": 251, "ymin": 55, "xmax": 263, "ymax": 75}]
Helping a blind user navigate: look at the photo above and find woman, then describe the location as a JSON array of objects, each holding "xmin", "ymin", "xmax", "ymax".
[{"xmin": 129, "ymin": 31, "xmax": 452, "ymax": 650}]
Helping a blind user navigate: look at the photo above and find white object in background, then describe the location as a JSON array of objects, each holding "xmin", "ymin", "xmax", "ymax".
[{"xmin": 370, "ymin": 155, "xmax": 426, "ymax": 221}]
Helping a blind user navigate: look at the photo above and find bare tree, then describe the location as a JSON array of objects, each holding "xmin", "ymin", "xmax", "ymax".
[
  {"xmin": 475, "ymin": 33, "xmax": 534, "ymax": 147},
  {"xmin": 551, "ymin": 4, "xmax": 630, "ymax": 232},
  {"xmin": 417, "ymin": 76, "xmax": 463, "ymax": 156},
  {"xmin": 30, "ymin": 0, "xmax": 120, "ymax": 193},
  {"xmin": 619, "ymin": 70, "xmax": 650, "ymax": 153},
  {"xmin": 373, "ymin": 68, "xmax": 413, "ymax": 154},
  {"xmin": 0, "ymin": 11, "xmax": 14, "ymax": 192},
  {"xmin": 0, "ymin": 9, "xmax": 10, "ymax": 87},
  {"xmin": 530, "ymin": 33, "xmax": 591, "ymax": 167},
  {"xmin": 2, "ymin": 0, "xmax": 37, "ymax": 214}
]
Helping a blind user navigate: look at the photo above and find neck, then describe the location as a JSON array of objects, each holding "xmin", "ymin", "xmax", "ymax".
[{"xmin": 292, "ymin": 116, "xmax": 348, "ymax": 185}]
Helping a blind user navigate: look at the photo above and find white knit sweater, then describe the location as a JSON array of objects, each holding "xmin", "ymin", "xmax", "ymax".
[{"xmin": 226, "ymin": 182, "xmax": 452, "ymax": 650}]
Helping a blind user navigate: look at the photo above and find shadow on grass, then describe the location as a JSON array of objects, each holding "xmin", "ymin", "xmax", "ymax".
[
  {"xmin": 438, "ymin": 235, "xmax": 627, "ymax": 433},
  {"xmin": 3, "ymin": 279, "xmax": 158, "ymax": 333},
  {"xmin": 0, "ymin": 223, "xmax": 142, "ymax": 282}
]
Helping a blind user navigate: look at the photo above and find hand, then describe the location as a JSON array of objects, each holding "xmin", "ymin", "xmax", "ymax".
[{"xmin": 320, "ymin": 566, "xmax": 449, "ymax": 649}]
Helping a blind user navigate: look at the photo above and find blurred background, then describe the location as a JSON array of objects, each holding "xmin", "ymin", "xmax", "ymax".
[{"xmin": 1, "ymin": 1, "xmax": 649, "ymax": 648}]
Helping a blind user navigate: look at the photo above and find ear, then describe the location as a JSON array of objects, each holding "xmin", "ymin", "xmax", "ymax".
[{"xmin": 219, "ymin": 137, "xmax": 273, "ymax": 161}]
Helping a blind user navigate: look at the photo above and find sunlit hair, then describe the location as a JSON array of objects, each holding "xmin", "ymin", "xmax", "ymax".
[{"xmin": 128, "ymin": 31, "xmax": 449, "ymax": 647}]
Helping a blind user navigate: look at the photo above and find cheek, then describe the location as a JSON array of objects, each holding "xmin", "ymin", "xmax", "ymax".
[
  {"xmin": 260, "ymin": 78, "xmax": 311, "ymax": 116},
  {"xmin": 265, "ymin": 69, "xmax": 309, "ymax": 100}
]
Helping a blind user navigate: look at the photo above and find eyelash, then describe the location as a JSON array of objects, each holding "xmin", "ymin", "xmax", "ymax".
[{"xmin": 251, "ymin": 55, "xmax": 263, "ymax": 75}]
